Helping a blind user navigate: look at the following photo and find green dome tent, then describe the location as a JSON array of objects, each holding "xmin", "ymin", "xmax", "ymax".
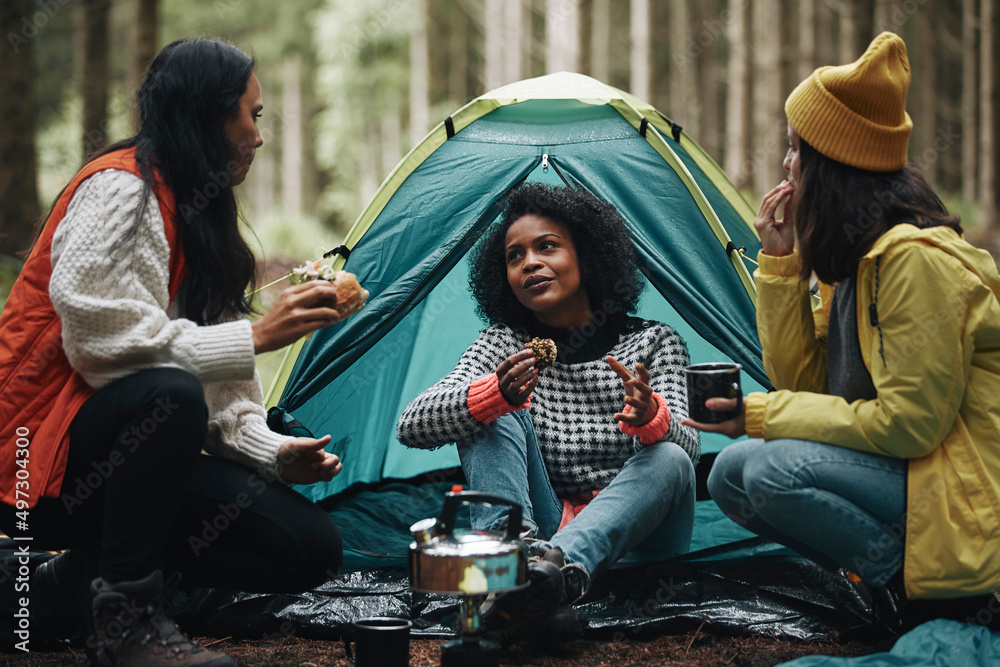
[
  {"xmin": 174, "ymin": 72, "xmax": 893, "ymax": 644},
  {"xmin": 265, "ymin": 71, "xmax": 769, "ymax": 503}
]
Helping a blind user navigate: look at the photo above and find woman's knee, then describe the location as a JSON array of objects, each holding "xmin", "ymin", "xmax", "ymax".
[
  {"xmin": 641, "ymin": 442, "xmax": 696, "ymax": 491},
  {"xmin": 706, "ymin": 439, "xmax": 762, "ymax": 512},
  {"xmin": 141, "ymin": 368, "xmax": 208, "ymax": 426}
]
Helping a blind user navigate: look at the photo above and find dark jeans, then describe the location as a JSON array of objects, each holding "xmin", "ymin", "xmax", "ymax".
[{"xmin": 0, "ymin": 368, "xmax": 341, "ymax": 591}]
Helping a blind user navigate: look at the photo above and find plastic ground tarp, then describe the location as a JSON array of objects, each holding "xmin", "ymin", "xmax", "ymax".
[{"xmin": 172, "ymin": 479, "xmax": 896, "ymax": 643}]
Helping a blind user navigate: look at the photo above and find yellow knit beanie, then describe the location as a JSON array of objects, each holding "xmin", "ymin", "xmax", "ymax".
[{"xmin": 785, "ymin": 31, "xmax": 912, "ymax": 171}]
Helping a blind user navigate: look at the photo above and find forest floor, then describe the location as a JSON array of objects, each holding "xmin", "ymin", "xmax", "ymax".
[{"xmin": 2, "ymin": 630, "xmax": 888, "ymax": 666}]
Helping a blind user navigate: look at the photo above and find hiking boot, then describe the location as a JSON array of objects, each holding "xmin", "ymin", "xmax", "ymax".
[
  {"xmin": 481, "ymin": 549, "xmax": 567, "ymax": 646},
  {"xmin": 90, "ymin": 570, "xmax": 235, "ymax": 666},
  {"xmin": 33, "ymin": 550, "xmax": 98, "ymax": 645},
  {"xmin": 481, "ymin": 547, "xmax": 590, "ymax": 646}
]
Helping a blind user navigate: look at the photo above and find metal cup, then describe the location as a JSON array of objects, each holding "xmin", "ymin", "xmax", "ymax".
[
  {"xmin": 685, "ymin": 362, "xmax": 742, "ymax": 423},
  {"xmin": 344, "ymin": 617, "xmax": 411, "ymax": 667}
]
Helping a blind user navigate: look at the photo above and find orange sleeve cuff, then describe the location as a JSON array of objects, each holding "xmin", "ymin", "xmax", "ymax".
[
  {"xmin": 618, "ymin": 392, "xmax": 671, "ymax": 445},
  {"xmin": 467, "ymin": 373, "xmax": 530, "ymax": 424}
]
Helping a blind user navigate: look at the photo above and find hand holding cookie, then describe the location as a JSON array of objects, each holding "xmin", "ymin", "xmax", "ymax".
[{"xmin": 525, "ymin": 337, "xmax": 557, "ymax": 371}]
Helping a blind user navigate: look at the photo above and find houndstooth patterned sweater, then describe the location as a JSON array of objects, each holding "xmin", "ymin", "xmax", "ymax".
[{"xmin": 397, "ymin": 321, "xmax": 700, "ymax": 496}]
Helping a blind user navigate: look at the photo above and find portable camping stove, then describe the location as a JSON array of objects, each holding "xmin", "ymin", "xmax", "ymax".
[{"xmin": 409, "ymin": 490, "xmax": 527, "ymax": 667}]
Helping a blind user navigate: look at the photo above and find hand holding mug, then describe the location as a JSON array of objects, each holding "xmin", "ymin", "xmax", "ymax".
[{"xmin": 681, "ymin": 396, "xmax": 747, "ymax": 438}]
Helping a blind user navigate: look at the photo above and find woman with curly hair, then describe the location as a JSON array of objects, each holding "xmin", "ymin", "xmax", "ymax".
[{"xmin": 397, "ymin": 182, "xmax": 699, "ymax": 645}]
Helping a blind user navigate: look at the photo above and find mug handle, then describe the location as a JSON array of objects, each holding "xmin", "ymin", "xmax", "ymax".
[
  {"xmin": 438, "ymin": 491, "xmax": 523, "ymax": 541},
  {"xmin": 733, "ymin": 383, "xmax": 743, "ymax": 413},
  {"xmin": 343, "ymin": 631, "xmax": 356, "ymax": 665}
]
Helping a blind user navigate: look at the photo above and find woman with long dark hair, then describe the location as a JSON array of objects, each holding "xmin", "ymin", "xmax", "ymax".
[
  {"xmin": 397, "ymin": 183, "xmax": 699, "ymax": 645},
  {"xmin": 688, "ymin": 32, "xmax": 1000, "ymax": 627},
  {"xmin": 0, "ymin": 39, "xmax": 357, "ymax": 666}
]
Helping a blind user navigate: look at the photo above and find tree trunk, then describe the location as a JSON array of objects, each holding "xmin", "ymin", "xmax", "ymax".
[
  {"xmin": 629, "ymin": 0, "xmax": 649, "ymax": 100},
  {"xmin": 981, "ymin": 0, "xmax": 999, "ymax": 228},
  {"xmin": 817, "ymin": 0, "xmax": 838, "ymax": 66},
  {"xmin": 0, "ymin": 0, "xmax": 42, "ymax": 257},
  {"xmin": 669, "ymin": 0, "xmax": 698, "ymax": 138},
  {"xmin": 410, "ymin": 0, "xmax": 430, "ymax": 142},
  {"xmin": 874, "ymin": 0, "xmax": 892, "ymax": 31},
  {"xmin": 724, "ymin": 0, "xmax": 752, "ymax": 188},
  {"xmin": 914, "ymin": 0, "xmax": 938, "ymax": 186},
  {"xmin": 546, "ymin": 0, "xmax": 579, "ymax": 73},
  {"xmin": 841, "ymin": 0, "xmax": 874, "ymax": 61},
  {"xmin": 380, "ymin": 112, "xmax": 402, "ymax": 181},
  {"xmin": 359, "ymin": 121, "xmax": 379, "ymax": 207},
  {"xmin": 484, "ymin": 0, "xmax": 503, "ymax": 90},
  {"xmin": 448, "ymin": 6, "xmax": 468, "ymax": 103},
  {"xmin": 799, "ymin": 0, "xmax": 816, "ymax": 79},
  {"xmin": 695, "ymin": 0, "xmax": 720, "ymax": 156},
  {"xmin": 128, "ymin": 0, "xmax": 158, "ymax": 130},
  {"xmin": 962, "ymin": 0, "xmax": 978, "ymax": 205},
  {"xmin": 502, "ymin": 0, "xmax": 524, "ymax": 84},
  {"xmin": 281, "ymin": 53, "xmax": 303, "ymax": 216},
  {"xmin": 250, "ymin": 115, "xmax": 275, "ymax": 216},
  {"xmin": 752, "ymin": 0, "xmax": 785, "ymax": 196},
  {"xmin": 80, "ymin": 0, "xmax": 112, "ymax": 159},
  {"xmin": 590, "ymin": 0, "xmax": 610, "ymax": 82}
]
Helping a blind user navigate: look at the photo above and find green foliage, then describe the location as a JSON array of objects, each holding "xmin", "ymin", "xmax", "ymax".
[
  {"xmin": 0, "ymin": 259, "xmax": 23, "ymax": 314},
  {"xmin": 313, "ymin": 0, "xmax": 415, "ymax": 223},
  {"xmin": 36, "ymin": 87, "xmax": 132, "ymax": 206},
  {"xmin": 243, "ymin": 207, "xmax": 343, "ymax": 267},
  {"xmin": 940, "ymin": 195, "xmax": 982, "ymax": 230}
]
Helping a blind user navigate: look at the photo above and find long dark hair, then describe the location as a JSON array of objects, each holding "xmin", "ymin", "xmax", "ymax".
[
  {"xmin": 469, "ymin": 183, "xmax": 644, "ymax": 330},
  {"xmin": 793, "ymin": 136, "xmax": 962, "ymax": 284},
  {"xmin": 99, "ymin": 38, "xmax": 258, "ymax": 324}
]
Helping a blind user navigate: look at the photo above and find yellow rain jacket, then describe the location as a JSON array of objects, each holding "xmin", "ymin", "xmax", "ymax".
[{"xmin": 744, "ymin": 223, "xmax": 1000, "ymax": 599}]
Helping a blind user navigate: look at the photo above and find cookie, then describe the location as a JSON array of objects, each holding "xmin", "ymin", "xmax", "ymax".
[{"xmin": 525, "ymin": 337, "xmax": 557, "ymax": 371}]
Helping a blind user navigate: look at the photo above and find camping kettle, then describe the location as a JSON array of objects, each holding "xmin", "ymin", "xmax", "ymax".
[{"xmin": 409, "ymin": 490, "xmax": 527, "ymax": 596}]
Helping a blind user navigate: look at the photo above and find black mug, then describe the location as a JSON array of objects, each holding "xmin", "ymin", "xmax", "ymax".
[
  {"xmin": 344, "ymin": 617, "xmax": 411, "ymax": 667},
  {"xmin": 685, "ymin": 362, "xmax": 742, "ymax": 423}
]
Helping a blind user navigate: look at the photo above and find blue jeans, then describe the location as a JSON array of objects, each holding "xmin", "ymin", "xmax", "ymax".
[
  {"xmin": 707, "ymin": 437, "xmax": 907, "ymax": 587},
  {"xmin": 457, "ymin": 410, "xmax": 695, "ymax": 577}
]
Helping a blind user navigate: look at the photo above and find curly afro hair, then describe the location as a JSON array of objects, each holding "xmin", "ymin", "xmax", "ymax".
[{"xmin": 468, "ymin": 182, "xmax": 644, "ymax": 330}]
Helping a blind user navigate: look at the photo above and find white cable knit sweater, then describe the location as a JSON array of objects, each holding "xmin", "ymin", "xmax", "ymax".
[{"xmin": 49, "ymin": 169, "xmax": 288, "ymax": 479}]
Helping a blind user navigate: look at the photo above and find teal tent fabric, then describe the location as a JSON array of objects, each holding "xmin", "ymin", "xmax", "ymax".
[
  {"xmin": 778, "ymin": 619, "xmax": 1000, "ymax": 666},
  {"xmin": 274, "ymin": 76, "xmax": 765, "ymax": 502}
]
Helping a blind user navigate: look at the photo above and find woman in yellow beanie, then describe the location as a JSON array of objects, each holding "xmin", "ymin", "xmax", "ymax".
[{"xmin": 687, "ymin": 32, "xmax": 1000, "ymax": 625}]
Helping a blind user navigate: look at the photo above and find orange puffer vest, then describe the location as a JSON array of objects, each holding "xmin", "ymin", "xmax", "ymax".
[{"xmin": 0, "ymin": 148, "xmax": 186, "ymax": 507}]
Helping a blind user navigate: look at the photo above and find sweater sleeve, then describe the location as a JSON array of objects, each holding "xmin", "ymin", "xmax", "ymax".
[
  {"xmin": 618, "ymin": 392, "xmax": 671, "ymax": 445},
  {"xmin": 202, "ymin": 371, "xmax": 290, "ymax": 481},
  {"xmin": 644, "ymin": 324, "xmax": 700, "ymax": 463},
  {"xmin": 49, "ymin": 170, "xmax": 256, "ymax": 389},
  {"xmin": 397, "ymin": 326, "xmax": 519, "ymax": 449}
]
